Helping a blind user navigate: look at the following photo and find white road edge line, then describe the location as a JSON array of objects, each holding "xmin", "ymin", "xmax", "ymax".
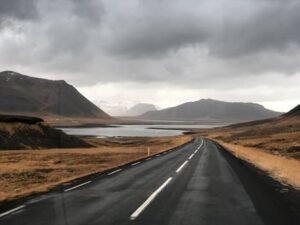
[
  {"xmin": 107, "ymin": 169, "xmax": 122, "ymax": 176},
  {"xmin": 130, "ymin": 177, "xmax": 173, "ymax": 220},
  {"xmin": 176, "ymin": 160, "xmax": 188, "ymax": 173},
  {"xmin": 194, "ymin": 139, "xmax": 204, "ymax": 152},
  {"xmin": 64, "ymin": 181, "xmax": 91, "ymax": 192},
  {"xmin": 193, "ymin": 139, "xmax": 203, "ymax": 154},
  {"xmin": 146, "ymin": 158, "xmax": 152, "ymax": 161},
  {"xmin": 198, "ymin": 139, "xmax": 204, "ymax": 149},
  {"xmin": 0, "ymin": 205, "xmax": 25, "ymax": 218},
  {"xmin": 131, "ymin": 162, "xmax": 141, "ymax": 166},
  {"xmin": 188, "ymin": 154, "xmax": 195, "ymax": 160}
]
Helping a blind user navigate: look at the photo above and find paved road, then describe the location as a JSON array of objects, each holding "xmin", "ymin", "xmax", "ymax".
[{"xmin": 0, "ymin": 138, "xmax": 298, "ymax": 225}]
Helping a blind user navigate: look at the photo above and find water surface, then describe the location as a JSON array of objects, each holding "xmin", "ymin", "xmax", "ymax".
[{"xmin": 60, "ymin": 124, "xmax": 221, "ymax": 137}]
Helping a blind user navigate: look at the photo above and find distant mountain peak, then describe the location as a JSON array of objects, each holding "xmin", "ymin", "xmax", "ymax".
[
  {"xmin": 0, "ymin": 71, "xmax": 110, "ymax": 118},
  {"xmin": 125, "ymin": 103, "xmax": 157, "ymax": 116},
  {"xmin": 1, "ymin": 70, "xmax": 32, "ymax": 78},
  {"xmin": 4, "ymin": 71, "xmax": 18, "ymax": 76},
  {"xmin": 0, "ymin": 70, "xmax": 66, "ymax": 83},
  {"xmin": 139, "ymin": 99, "xmax": 281, "ymax": 122},
  {"xmin": 198, "ymin": 98, "xmax": 215, "ymax": 102}
]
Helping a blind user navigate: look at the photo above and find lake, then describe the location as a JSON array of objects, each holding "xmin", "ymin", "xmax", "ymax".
[{"xmin": 60, "ymin": 124, "xmax": 223, "ymax": 137}]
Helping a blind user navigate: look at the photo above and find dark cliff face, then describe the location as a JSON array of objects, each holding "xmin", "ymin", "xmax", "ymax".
[
  {"xmin": 0, "ymin": 71, "xmax": 110, "ymax": 118},
  {"xmin": 139, "ymin": 99, "xmax": 281, "ymax": 122}
]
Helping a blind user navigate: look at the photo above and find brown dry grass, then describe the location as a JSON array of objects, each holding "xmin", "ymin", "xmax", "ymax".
[
  {"xmin": 212, "ymin": 140, "xmax": 300, "ymax": 190},
  {"xmin": 195, "ymin": 116, "xmax": 300, "ymax": 159},
  {"xmin": 0, "ymin": 122, "xmax": 43, "ymax": 135},
  {"xmin": 0, "ymin": 135, "xmax": 192, "ymax": 202},
  {"xmin": 191, "ymin": 115, "xmax": 300, "ymax": 189}
]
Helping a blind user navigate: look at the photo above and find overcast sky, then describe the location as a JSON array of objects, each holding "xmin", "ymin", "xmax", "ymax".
[{"xmin": 0, "ymin": 0, "xmax": 299, "ymax": 114}]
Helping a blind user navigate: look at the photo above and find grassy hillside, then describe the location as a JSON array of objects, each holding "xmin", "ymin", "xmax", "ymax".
[
  {"xmin": 0, "ymin": 115, "xmax": 91, "ymax": 150},
  {"xmin": 195, "ymin": 104, "xmax": 300, "ymax": 159}
]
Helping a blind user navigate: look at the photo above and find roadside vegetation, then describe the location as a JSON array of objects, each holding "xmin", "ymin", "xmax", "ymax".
[
  {"xmin": 0, "ymin": 116, "xmax": 91, "ymax": 149},
  {"xmin": 0, "ymin": 135, "xmax": 192, "ymax": 202},
  {"xmin": 213, "ymin": 140, "xmax": 300, "ymax": 189},
  {"xmin": 192, "ymin": 110, "xmax": 300, "ymax": 189}
]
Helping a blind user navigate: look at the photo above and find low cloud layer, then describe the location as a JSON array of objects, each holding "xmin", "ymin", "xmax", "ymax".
[{"xmin": 0, "ymin": 0, "xmax": 299, "ymax": 112}]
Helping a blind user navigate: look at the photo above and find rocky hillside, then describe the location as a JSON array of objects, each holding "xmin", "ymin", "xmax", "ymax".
[{"xmin": 0, "ymin": 71, "xmax": 110, "ymax": 118}]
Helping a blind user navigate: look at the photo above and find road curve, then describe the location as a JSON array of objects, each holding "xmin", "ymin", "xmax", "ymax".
[{"xmin": 0, "ymin": 138, "xmax": 298, "ymax": 225}]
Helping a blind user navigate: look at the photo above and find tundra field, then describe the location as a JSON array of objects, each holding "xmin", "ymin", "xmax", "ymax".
[{"xmin": 0, "ymin": 135, "xmax": 192, "ymax": 202}]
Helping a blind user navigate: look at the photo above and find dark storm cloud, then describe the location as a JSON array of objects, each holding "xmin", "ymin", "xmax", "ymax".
[
  {"xmin": 71, "ymin": 0, "xmax": 104, "ymax": 24},
  {"xmin": 106, "ymin": 0, "xmax": 300, "ymax": 58},
  {"xmin": 0, "ymin": 0, "xmax": 39, "ymax": 20},
  {"xmin": 0, "ymin": 0, "xmax": 105, "ymax": 74},
  {"xmin": 0, "ymin": 0, "xmax": 39, "ymax": 28},
  {"xmin": 106, "ymin": 1, "xmax": 211, "ymax": 58},
  {"xmin": 0, "ymin": 0, "xmax": 300, "ymax": 86},
  {"xmin": 210, "ymin": 1, "xmax": 300, "ymax": 57},
  {"xmin": 41, "ymin": 0, "xmax": 104, "ymax": 57}
]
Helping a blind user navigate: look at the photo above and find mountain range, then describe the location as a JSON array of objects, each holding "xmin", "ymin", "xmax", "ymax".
[
  {"xmin": 138, "ymin": 99, "xmax": 281, "ymax": 122},
  {"xmin": 0, "ymin": 71, "xmax": 284, "ymax": 122},
  {"xmin": 124, "ymin": 103, "xmax": 157, "ymax": 116},
  {"xmin": 0, "ymin": 71, "xmax": 109, "ymax": 118}
]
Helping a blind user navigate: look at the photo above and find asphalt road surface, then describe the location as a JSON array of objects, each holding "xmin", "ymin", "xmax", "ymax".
[{"xmin": 0, "ymin": 138, "xmax": 298, "ymax": 225}]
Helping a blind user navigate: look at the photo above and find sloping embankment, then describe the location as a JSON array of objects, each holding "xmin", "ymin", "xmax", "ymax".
[
  {"xmin": 0, "ymin": 115, "xmax": 91, "ymax": 150},
  {"xmin": 213, "ymin": 139, "xmax": 300, "ymax": 190}
]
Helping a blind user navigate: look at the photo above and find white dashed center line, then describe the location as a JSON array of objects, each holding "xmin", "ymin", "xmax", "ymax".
[
  {"xmin": 130, "ymin": 177, "xmax": 173, "ymax": 220},
  {"xmin": 131, "ymin": 162, "xmax": 141, "ymax": 166},
  {"xmin": 107, "ymin": 169, "xmax": 122, "ymax": 176},
  {"xmin": 176, "ymin": 160, "xmax": 189, "ymax": 173},
  {"xmin": 188, "ymin": 154, "xmax": 195, "ymax": 160},
  {"xmin": 64, "ymin": 181, "xmax": 91, "ymax": 192},
  {"xmin": 0, "ymin": 205, "xmax": 25, "ymax": 218}
]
